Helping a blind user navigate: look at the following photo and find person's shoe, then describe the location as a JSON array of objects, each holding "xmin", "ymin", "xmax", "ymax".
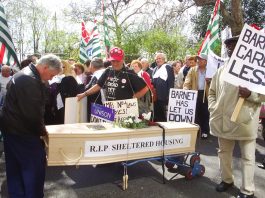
[
  {"xmin": 257, "ymin": 162, "xmax": 265, "ymax": 169},
  {"xmin": 216, "ymin": 181, "xmax": 233, "ymax": 192},
  {"xmin": 236, "ymin": 192, "xmax": 254, "ymax": 198},
  {"xmin": 201, "ymin": 133, "xmax": 208, "ymax": 139}
]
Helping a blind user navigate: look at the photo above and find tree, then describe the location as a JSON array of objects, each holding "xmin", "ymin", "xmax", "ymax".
[
  {"xmin": 4, "ymin": 0, "xmax": 27, "ymax": 61},
  {"xmin": 192, "ymin": 0, "xmax": 265, "ymax": 37},
  {"xmin": 4, "ymin": 0, "xmax": 50, "ymax": 57},
  {"xmin": 122, "ymin": 27, "xmax": 199, "ymax": 62},
  {"xmin": 43, "ymin": 30, "xmax": 79, "ymax": 58},
  {"xmin": 64, "ymin": 0, "xmax": 154, "ymax": 46},
  {"xmin": 242, "ymin": 0, "xmax": 265, "ymax": 28},
  {"xmin": 191, "ymin": 5, "xmax": 213, "ymax": 38},
  {"xmin": 149, "ymin": 0, "xmax": 195, "ymax": 32},
  {"xmin": 27, "ymin": 1, "xmax": 49, "ymax": 53},
  {"xmin": 193, "ymin": 0, "xmax": 244, "ymax": 35}
]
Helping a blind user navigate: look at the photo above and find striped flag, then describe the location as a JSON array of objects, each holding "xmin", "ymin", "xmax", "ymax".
[
  {"xmin": 0, "ymin": 3, "xmax": 20, "ymax": 70},
  {"xmin": 87, "ymin": 22, "xmax": 101, "ymax": 59},
  {"xmin": 198, "ymin": 0, "xmax": 221, "ymax": 55},
  {"xmin": 79, "ymin": 21, "xmax": 101, "ymax": 63},
  {"xmin": 79, "ymin": 21, "xmax": 91, "ymax": 63}
]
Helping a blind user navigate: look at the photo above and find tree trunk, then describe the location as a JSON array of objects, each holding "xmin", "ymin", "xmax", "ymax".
[{"xmin": 194, "ymin": 0, "xmax": 244, "ymax": 36}]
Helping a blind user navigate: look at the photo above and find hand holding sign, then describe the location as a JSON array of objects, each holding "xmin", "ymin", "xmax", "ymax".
[
  {"xmin": 223, "ymin": 24, "xmax": 265, "ymax": 122},
  {"xmin": 238, "ymin": 86, "xmax": 251, "ymax": 98},
  {"xmin": 231, "ymin": 87, "xmax": 251, "ymax": 122}
]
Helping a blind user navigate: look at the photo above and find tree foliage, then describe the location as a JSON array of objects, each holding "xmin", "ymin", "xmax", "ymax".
[
  {"xmin": 191, "ymin": 5, "xmax": 213, "ymax": 38},
  {"xmin": 122, "ymin": 28, "xmax": 200, "ymax": 63},
  {"xmin": 242, "ymin": 0, "xmax": 265, "ymax": 28},
  {"xmin": 192, "ymin": 0, "xmax": 265, "ymax": 38},
  {"xmin": 4, "ymin": 0, "xmax": 50, "ymax": 58},
  {"xmin": 3, "ymin": 0, "xmax": 81, "ymax": 60}
]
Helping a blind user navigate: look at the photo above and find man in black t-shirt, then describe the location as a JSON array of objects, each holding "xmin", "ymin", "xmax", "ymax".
[{"xmin": 77, "ymin": 47, "xmax": 148, "ymax": 102}]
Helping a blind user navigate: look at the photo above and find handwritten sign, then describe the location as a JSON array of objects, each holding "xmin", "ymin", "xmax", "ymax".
[
  {"xmin": 90, "ymin": 103, "xmax": 115, "ymax": 123},
  {"xmin": 167, "ymin": 89, "xmax": 197, "ymax": 123},
  {"xmin": 223, "ymin": 24, "xmax": 265, "ymax": 94},
  {"xmin": 84, "ymin": 134, "xmax": 191, "ymax": 157},
  {"xmin": 103, "ymin": 98, "xmax": 139, "ymax": 122}
]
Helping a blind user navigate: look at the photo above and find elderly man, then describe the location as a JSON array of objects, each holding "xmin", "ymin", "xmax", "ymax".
[
  {"xmin": 152, "ymin": 52, "xmax": 175, "ymax": 121},
  {"xmin": 77, "ymin": 47, "xmax": 148, "ymax": 103},
  {"xmin": 140, "ymin": 58, "xmax": 153, "ymax": 78},
  {"xmin": 209, "ymin": 36, "xmax": 265, "ymax": 198},
  {"xmin": 85, "ymin": 57, "xmax": 106, "ymax": 121},
  {"xmin": 176, "ymin": 55, "xmax": 193, "ymax": 89},
  {"xmin": 1, "ymin": 54, "xmax": 62, "ymax": 198},
  {"xmin": 183, "ymin": 53, "xmax": 210, "ymax": 139}
]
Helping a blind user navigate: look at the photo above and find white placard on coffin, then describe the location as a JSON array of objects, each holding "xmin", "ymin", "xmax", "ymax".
[
  {"xmin": 45, "ymin": 122, "xmax": 199, "ymax": 166},
  {"xmin": 64, "ymin": 97, "xmax": 87, "ymax": 124}
]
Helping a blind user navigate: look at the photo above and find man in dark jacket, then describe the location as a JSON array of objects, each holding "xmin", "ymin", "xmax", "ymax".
[
  {"xmin": 152, "ymin": 52, "xmax": 175, "ymax": 121},
  {"xmin": 1, "ymin": 54, "xmax": 62, "ymax": 198}
]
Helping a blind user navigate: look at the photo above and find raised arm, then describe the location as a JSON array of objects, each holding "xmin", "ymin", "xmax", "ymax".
[{"xmin": 77, "ymin": 84, "xmax": 101, "ymax": 101}]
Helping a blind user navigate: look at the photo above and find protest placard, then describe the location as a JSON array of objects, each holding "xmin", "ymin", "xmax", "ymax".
[
  {"xmin": 206, "ymin": 49, "xmax": 226, "ymax": 78},
  {"xmin": 103, "ymin": 98, "xmax": 139, "ymax": 122},
  {"xmin": 167, "ymin": 89, "xmax": 198, "ymax": 123},
  {"xmin": 223, "ymin": 24, "xmax": 265, "ymax": 95},
  {"xmin": 90, "ymin": 103, "xmax": 115, "ymax": 123},
  {"xmin": 64, "ymin": 97, "xmax": 87, "ymax": 124}
]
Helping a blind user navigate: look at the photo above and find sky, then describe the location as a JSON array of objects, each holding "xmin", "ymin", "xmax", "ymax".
[
  {"xmin": 38, "ymin": 0, "xmax": 74, "ymax": 12},
  {"xmin": 37, "ymin": 0, "xmax": 100, "ymax": 33}
]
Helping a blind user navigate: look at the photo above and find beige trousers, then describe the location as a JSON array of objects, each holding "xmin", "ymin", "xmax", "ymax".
[{"xmin": 218, "ymin": 137, "xmax": 256, "ymax": 195}]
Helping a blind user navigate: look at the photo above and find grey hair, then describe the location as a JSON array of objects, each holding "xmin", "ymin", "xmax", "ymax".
[
  {"xmin": 155, "ymin": 52, "xmax": 167, "ymax": 62},
  {"xmin": 140, "ymin": 58, "xmax": 149, "ymax": 63},
  {"xmin": 91, "ymin": 57, "xmax": 104, "ymax": 69},
  {"xmin": 37, "ymin": 54, "xmax": 62, "ymax": 71}
]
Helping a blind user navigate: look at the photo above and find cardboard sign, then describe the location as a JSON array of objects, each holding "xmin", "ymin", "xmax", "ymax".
[
  {"xmin": 206, "ymin": 49, "xmax": 226, "ymax": 78},
  {"xmin": 103, "ymin": 98, "xmax": 139, "ymax": 122},
  {"xmin": 64, "ymin": 97, "xmax": 87, "ymax": 124},
  {"xmin": 223, "ymin": 24, "xmax": 265, "ymax": 95},
  {"xmin": 84, "ymin": 134, "xmax": 191, "ymax": 157},
  {"xmin": 167, "ymin": 89, "xmax": 198, "ymax": 123},
  {"xmin": 90, "ymin": 103, "xmax": 115, "ymax": 123}
]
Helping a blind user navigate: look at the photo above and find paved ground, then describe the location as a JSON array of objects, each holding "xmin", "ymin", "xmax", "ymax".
[{"xmin": 0, "ymin": 128, "xmax": 265, "ymax": 198}]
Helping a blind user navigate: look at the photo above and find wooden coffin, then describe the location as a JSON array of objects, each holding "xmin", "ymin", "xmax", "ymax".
[{"xmin": 45, "ymin": 122, "xmax": 199, "ymax": 166}]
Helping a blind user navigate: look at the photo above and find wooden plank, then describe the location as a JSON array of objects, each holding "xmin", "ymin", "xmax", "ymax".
[{"xmin": 231, "ymin": 97, "xmax": 244, "ymax": 122}]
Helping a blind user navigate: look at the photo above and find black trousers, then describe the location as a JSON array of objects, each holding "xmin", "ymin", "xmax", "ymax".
[
  {"xmin": 3, "ymin": 132, "xmax": 46, "ymax": 198},
  {"xmin": 195, "ymin": 90, "xmax": 210, "ymax": 134},
  {"xmin": 154, "ymin": 100, "xmax": 167, "ymax": 122}
]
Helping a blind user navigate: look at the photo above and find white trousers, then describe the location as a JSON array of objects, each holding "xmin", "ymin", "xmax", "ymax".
[{"xmin": 218, "ymin": 137, "xmax": 256, "ymax": 195}]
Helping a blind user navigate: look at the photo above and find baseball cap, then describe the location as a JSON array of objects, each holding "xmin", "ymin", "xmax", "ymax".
[
  {"xmin": 108, "ymin": 47, "xmax": 124, "ymax": 61},
  {"xmin": 197, "ymin": 53, "xmax": 208, "ymax": 61}
]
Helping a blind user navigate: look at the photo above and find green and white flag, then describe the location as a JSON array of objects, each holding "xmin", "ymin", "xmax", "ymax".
[
  {"xmin": 79, "ymin": 21, "xmax": 90, "ymax": 63},
  {"xmin": 87, "ymin": 23, "xmax": 101, "ymax": 59},
  {"xmin": 198, "ymin": 0, "xmax": 221, "ymax": 55},
  {"xmin": 0, "ymin": 3, "xmax": 20, "ymax": 70},
  {"xmin": 79, "ymin": 21, "xmax": 101, "ymax": 63}
]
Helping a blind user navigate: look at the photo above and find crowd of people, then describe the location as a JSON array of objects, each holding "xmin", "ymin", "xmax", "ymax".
[{"xmin": 0, "ymin": 35, "xmax": 265, "ymax": 198}]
